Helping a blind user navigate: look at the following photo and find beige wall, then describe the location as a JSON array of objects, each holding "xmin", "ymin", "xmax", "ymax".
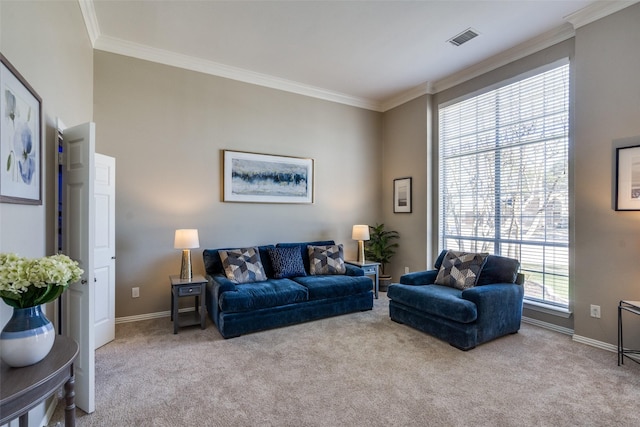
[
  {"xmin": 0, "ymin": 1, "xmax": 93, "ymax": 426},
  {"xmin": 381, "ymin": 94, "xmax": 432, "ymax": 280},
  {"xmin": 0, "ymin": 1, "xmax": 93, "ymax": 320},
  {"xmin": 573, "ymin": 4, "xmax": 640, "ymax": 346},
  {"xmin": 93, "ymin": 52, "xmax": 382, "ymax": 318}
]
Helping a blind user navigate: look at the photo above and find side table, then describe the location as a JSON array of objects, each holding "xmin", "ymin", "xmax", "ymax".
[
  {"xmin": 618, "ymin": 300, "xmax": 640, "ymax": 366},
  {"xmin": 345, "ymin": 260, "xmax": 380, "ymax": 299},
  {"xmin": 170, "ymin": 274, "xmax": 207, "ymax": 334},
  {"xmin": 1, "ymin": 335, "xmax": 79, "ymax": 427}
]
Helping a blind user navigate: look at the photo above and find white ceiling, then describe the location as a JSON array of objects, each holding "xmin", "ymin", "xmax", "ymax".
[{"xmin": 81, "ymin": 0, "xmax": 637, "ymax": 111}]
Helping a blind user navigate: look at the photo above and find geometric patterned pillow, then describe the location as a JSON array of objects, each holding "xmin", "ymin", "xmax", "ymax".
[
  {"xmin": 267, "ymin": 246, "xmax": 307, "ymax": 279},
  {"xmin": 434, "ymin": 250, "xmax": 488, "ymax": 290},
  {"xmin": 307, "ymin": 244, "xmax": 346, "ymax": 275},
  {"xmin": 218, "ymin": 247, "xmax": 267, "ymax": 284}
]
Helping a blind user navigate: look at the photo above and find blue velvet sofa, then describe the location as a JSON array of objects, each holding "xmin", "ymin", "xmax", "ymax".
[
  {"xmin": 387, "ymin": 251, "xmax": 524, "ymax": 350},
  {"xmin": 203, "ymin": 240, "xmax": 374, "ymax": 338}
]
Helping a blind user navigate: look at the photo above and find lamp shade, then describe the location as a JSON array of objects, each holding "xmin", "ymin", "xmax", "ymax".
[
  {"xmin": 352, "ymin": 225, "xmax": 370, "ymax": 241},
  {"xmin": 174, "ymin": 229, "xmax": 200, "ymax": 249}
]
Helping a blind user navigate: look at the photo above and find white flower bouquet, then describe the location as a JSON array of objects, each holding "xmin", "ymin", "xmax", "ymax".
[{"xmin": 0, "ymin": 253, "xmax": 84, "ymax": 309}]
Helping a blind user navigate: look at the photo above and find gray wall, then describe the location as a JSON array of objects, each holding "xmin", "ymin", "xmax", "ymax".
[
  {"xmin": 93, "ymin": 52, "xmax": 382, "ymax": 318},
  {"xmin": 0, "ymin": 2, "xmax": 93, "ymax": 426},
  {"xmin": 573, "ymin": 4, "xmax": 640, "ymax": 345},
  {"xmin": 381, "ymin": 94, "xmax": 432, "ymax": 280}
]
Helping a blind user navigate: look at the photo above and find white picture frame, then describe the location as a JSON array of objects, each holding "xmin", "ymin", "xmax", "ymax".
[{"xmin": 223, "ymin": 150, "xmax": 314, "ymax": 204}]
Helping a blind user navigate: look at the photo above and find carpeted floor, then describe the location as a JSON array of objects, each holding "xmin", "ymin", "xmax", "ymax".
[{"xmin": 49, "ymin": 293, "xmax": 640, "ymax": 426}]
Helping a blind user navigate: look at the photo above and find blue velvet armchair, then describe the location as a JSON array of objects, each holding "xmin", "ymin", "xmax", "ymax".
[{"xmin": 387, "ymin": 251, "xmax": 524, "ymax": 350}]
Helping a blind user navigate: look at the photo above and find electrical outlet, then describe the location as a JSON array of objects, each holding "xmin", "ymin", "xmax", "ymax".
[
  {"xmin": 404, "ymin": 266, "xmax": 410, "ymax": 274},
  {"xmin": 590, "ymin": 304, "xmax": 601, "ymax": 318},
  {"xmin": 132, "ymin": 287, "xmax": 140, "ymax": 298}
]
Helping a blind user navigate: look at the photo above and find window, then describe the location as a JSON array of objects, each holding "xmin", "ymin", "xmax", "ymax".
[{"xmin": 438, "ymin": 61, "xmax": 570, "ymax": 308}]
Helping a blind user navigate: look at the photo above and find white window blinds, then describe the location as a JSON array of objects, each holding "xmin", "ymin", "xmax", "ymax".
[{"xmin": 438, "ymin": 62, "xmax": 570, "ymax": 308}]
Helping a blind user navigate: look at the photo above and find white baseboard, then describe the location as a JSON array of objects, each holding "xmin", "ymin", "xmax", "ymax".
[
  {"xmin": 115, "ymin": 307, "xmax": 195, "ymax": 324},
  {"xmin": 522, "ymin": 315, "xmax": 640, "ymax": 363},
  {"xmin": 521, "ymin": 315, "xmax": 574, "ymax": 335}
]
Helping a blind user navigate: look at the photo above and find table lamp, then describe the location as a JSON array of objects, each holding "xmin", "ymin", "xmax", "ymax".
[
  {"xmin": 352, "ymin": 225, "xmax": 370, "ymax": 263},
  {"xmin": 174, "ymin": 229, "xmax": 200, "ymax": 279}
]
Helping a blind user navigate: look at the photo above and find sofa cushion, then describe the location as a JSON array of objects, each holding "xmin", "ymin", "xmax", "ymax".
[
  {"xmin": 387, "ymin": 283, "xmax": 478, "ymax": 324},
  {"xmin": 276, "ymin": 240, "xmax": 335, "ymax": 274},
  {"xmin": 219, "ymin": 247, "xmax": 268, "ymax": 284},
  {"xmin": 435, "ymin": 250, "xmax": 488, "ymax": 290},
  {"xmin": 308, "ymin": 244, "xmax": 346, "ymax": 275},
  {"xmin": 267, "ymin": 246, "xmax": 307, "ymax": 279},
  {"xmin": 218, "ymin": 278, "xmax": 308, "ymax": 313},
  {"xmin": 292, "ymin": 274, "xmax": 372, "ymax": 300},
  {"xmin": 475, "ymin": 255, "xmax": 520, "ymax": 286}
]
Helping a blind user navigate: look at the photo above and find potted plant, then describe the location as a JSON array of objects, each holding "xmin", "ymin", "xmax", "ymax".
[
  {"xmin": 0, "ymin": 253, "xmax": 83, "ymax": 367},
  {"xmin": 364, "ymin": 223, "xmax": 399, "ymax": 292}
]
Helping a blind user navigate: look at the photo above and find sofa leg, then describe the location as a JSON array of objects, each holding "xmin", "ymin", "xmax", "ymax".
[
  {"xmin": 450, "ymin": 342, "xmax": 475, "ymax": 351},
  {"xmin": 390, "ymin": 318, "xmax": 404, "ymax": 325}
]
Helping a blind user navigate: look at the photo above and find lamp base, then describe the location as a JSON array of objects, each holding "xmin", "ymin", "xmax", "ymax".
[
  {"xmin": 357, "ymin": 240, "xmax": 365, "ymax": 263},
  {"xmin": 180, "ymin": 249, "xmax": 192, "ymax": 280}
]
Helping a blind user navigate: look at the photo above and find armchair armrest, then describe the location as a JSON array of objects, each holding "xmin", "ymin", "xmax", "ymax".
[
  {"xmin": 461, "ymin": 283, "xmax": 524, "ymax": 339},
  {"xmin": 399, "ymin": 270, "xmax": 438, "ymax": 285}
]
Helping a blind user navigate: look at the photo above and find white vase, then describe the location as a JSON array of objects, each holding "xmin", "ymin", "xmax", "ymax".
[{"xmin": 0, "ymin": 305, "xmax": 55, "ymax": 367}]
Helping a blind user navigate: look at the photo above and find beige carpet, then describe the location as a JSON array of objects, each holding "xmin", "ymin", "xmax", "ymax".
[{"xmin": 49, "ymin": 294, "xmax": 640, "ymax": 426}]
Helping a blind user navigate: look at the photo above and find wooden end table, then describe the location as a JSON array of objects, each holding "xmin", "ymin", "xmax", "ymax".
[
  {"xmin": 1, "ymin": 335, "xmax": 79, "ymax": 427},
  {"xmin": 345, "ymin": 260, "xmax": 380, "ymax": 299},
  {"xmin": 170, "ymin": 274, "xmax": 207, "ymax": 334}
]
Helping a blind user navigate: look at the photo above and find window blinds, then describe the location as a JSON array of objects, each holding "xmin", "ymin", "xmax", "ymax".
[{"xmin": 438, "ymin": 63, "xmax": 570, "ymax": 308}]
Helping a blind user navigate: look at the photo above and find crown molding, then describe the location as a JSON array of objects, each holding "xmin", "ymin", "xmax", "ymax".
[
  {"xmin": 93, "ymin": 34, "xmax": 383, "ymax": 111},
  {"xmin": 565, "ymin": 0, "xmax": 640, "ymax": 29},
  {"xmin": 431, "ymin": 23, "xmax": 575, "ymax": 94},
  {"xmin": 78, "ymin": 0, "xmax": 100, "ymax": 46},
  {"xmin": 78, "ymin": 0, "xmax": 638, "ymax": 113},
  {"xmin": 380, "ymin": 82, "xmax": 433, "ymax": 112}
]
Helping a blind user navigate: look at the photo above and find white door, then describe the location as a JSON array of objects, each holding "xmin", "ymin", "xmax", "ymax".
[
  {"xmin": 94, "ymin": 154, "xmax": 116, "ymax": 349},
  {"xmin": 62, "ymin": 122, "xmax": 96, "ymax": 414}
]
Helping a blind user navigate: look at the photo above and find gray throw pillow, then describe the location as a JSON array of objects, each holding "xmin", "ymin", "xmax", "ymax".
[
  {"xmin": 218, "ymin": 247, "xmax": 267, "ymax": 284},
  {"xmin": 307, "ymin": 244, "xmax": 346, "ymax": 275},
  {"xmin": 434, "ymin": 250, "xmax": 488, "ymax": 290}
]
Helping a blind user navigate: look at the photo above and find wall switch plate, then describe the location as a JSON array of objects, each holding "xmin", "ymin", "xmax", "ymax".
[
  {"xmin": 132, "ymin": 287, "xmax": 140, "ymax": 298},
  {"xmin": 404, "ymin": 266, "xmax": 410, "ymax": 274},
  {"xmin": 590, "ymin": 304, "xmax": 600, "ymax": 318}
]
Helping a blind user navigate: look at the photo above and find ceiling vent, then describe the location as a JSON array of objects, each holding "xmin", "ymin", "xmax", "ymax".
[{"xmin": 448, "ymin": 28, "xmax": 479, "ymax": 46}]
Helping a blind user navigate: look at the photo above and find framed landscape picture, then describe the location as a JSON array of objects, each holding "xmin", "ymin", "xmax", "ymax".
[
  {"xmin": 0, "ymin": 53, "xmax": 42, "ymax": 205},
  {"xmin": 394, "ymin": 177, "xmax": 412, "ymax": 213},
  {"xmin": 223, "ymin": 150, "xmax": 314, "ymax": 204},
  {"xmin": 615, "ymin": 144, "xmax": 640, "ymax": 211}
]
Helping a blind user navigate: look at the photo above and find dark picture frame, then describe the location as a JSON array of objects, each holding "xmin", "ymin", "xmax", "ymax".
[
  {"xmin": 615, "ymin": 144, "xmax": 640, "ymax": 211},
  {"xmin": 0, "ymin": 53, "xmax": 42, "ymax": 205},
  {"xmin": 393, "ymin": 177, "xmax": 412, "ymax": 213},
  {"xmin": 223, "ymin": 150, "xmax": 314, "ymax": 204}
]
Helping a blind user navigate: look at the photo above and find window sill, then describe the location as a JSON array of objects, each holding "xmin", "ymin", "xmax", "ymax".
[{"xmin": 524, "ymin": 300, "xmax": 572, "ymax": 318}]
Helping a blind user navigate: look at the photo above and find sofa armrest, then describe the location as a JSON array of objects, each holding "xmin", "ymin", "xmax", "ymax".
[
  {"xmin": 207, "ymin": 274, "xmax": 238, "ymax": 294},
  {"xmin": 399, "ymin": 270, "xmax": 438, "ymax": 285},
  {"xmin": 345, "ymin": 264, "xmax": 365, "ymax": 276}
]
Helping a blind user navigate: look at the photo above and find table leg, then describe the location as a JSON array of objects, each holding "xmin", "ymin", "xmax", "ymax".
[
  {"xmin": 64, "ymin": 365, "xmax": 76, "ymax": 427},
  {"xmin": 618, "ymin": 303, "xmax": 623, "ymax": 366},
  {"xmin": 374, "ymin": 269, "xmax": 379, "ymax": 299}
]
